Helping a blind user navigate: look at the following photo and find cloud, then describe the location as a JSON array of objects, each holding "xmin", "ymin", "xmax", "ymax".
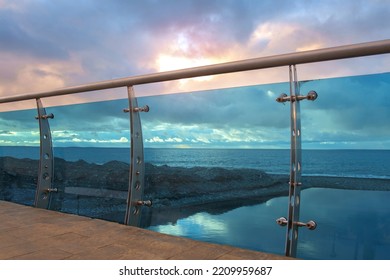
[
  {"xmin": 0, "ymin": 0, "xmax": 389, "ymax": 149},
  {"xmin": 0, "ymin": 130, "xmax": 16, "ymax": 136},
  {"xmin": 141, "ymin": 72, "xmax": 390, "ymax": 149},
  {"xmin": 145, "ymin": 136, "xmax": 165, "ymax": 143},
  {"xmin": 67, "ymin": 136, "xmax": 128, "ymax": 144},
  {"xmin": 300, "ymin": 73, "xmax": 390, "ymax": 133},
  {"xmin": 0, "ymin": 0, "xmax": 389, "ymax": 102},
  {"xmin": 141, "ymin": 82, "xmax": 290, "ymax": 129}
]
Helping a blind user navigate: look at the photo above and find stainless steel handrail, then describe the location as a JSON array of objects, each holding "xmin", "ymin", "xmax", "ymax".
[{"xmin": 1, "ymin": 39, "xmax": 389, "ymax": 104}]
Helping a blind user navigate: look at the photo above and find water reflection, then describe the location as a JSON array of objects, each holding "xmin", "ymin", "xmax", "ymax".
[
  {"xmin": 148, "ymin": 195, "xmax": 287, "ymax": 255},
  {"xmin": 151, "ymin": 213, "xmax": 228, "ymax": 241},
  {"xmin": 148, "ymin": 188, "xmax": 390, "ymax": 260}
]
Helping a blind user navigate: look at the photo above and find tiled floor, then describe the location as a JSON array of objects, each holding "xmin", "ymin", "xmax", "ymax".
[{"xmin": 0, "ymin": 201, "xmax": 291, "ymax": 260}]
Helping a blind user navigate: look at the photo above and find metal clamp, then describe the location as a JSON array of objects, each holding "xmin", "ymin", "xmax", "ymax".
[
  {"xmin": 296, "ymin": 220, "xmax": 317, "ymax": 230},
  {"xmin": 276, "ymin": 217, "xmax": 317, "ymax": 230},
  {"xmin": 44, "ymin": 188, "xmax": 58, "ymax": 194},
  {"xmin": 289, "ymin": 181, "xmax": 302, "ymax": 186},
  {"xmin": 41, "ymin": 188, "xmax": 58, "ymax": 200},
  {"xmin": 123, "ymin": 105, "xmax": 150, "ymax": 113},
  {"xmin": 35, "ymin": 113, "xmax": 54, "ymax": 120},
  {"xmin": 276, "ymin": 90, "xmax": 318, "ymax": 103},
  {"xmin": 136, "ymin": 200, "xmax": 152, "ymax": 207}
]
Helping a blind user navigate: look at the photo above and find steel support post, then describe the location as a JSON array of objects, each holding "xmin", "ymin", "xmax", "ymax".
[
  {"xmin": 275, "ymin": 66, "xmax": 318, "ymax": 257},
  {"xmin": 124, "ymin": 86, "xmax": 150, "ymax": 226},
  {"xmin": 35, "ymin": 98, "xmax": 56, "ymax": 209},
  {"xmin": 285, "ymin": 65, "xmax": 303, "ymax": 257}
]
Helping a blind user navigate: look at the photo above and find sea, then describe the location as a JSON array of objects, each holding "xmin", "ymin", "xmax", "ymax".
[
  {"xmin": 2, "ymin": 146, "xmax": 389, "ymax": 179},
  {"xmin": 1, "ymin": 146, "xmax": 390, "ymax": 259}
]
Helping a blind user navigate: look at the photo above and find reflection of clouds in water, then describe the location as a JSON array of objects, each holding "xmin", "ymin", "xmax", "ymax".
[
  {"xmin": 150, "ymin": 188, "xmax": 390, "ymax": 259},
  {"xmin": 151, "ymin": 212, "xmax": 227, "ymax": 238},
  {"xmin": 152, "ymin": 197, "xmax": 288, "ymax": 254},
  {"xmin": 265, "ymin": 200, "xmax": 273, "ymax": 207}
]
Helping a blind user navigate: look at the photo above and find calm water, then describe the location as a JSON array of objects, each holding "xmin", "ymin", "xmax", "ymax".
[
  {"xmin": 148, "ymin": 188, "xmax": 390, "ymax": 260},
  {"xmin": 1, "ymin": 146, "xmax": 390, "ymax": 259}
]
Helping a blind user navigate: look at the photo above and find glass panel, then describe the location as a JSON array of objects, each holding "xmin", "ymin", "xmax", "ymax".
[
  {"xmin": 296, "ymin": 72, "xmax": 390, "ymax": 259},
  {"xmin": 139, "ymin": 83, "xmax": 291, "ymax": 256},
  {"xmin": 0, "ymin": 107, "xmax": 39, "ymax": 206},
  {"xmin": 47, "ymin": 97, "xmax": 130, "ymax": 223}
]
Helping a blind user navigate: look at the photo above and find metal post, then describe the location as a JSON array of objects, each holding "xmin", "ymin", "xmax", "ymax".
[
  {"xmin": 124, "ymin": 86, "xmax": 150, "ymax": 226},
  {"xmin": 275, "ymin": 66, "xmax": 318, "ymax": 257},
  {"xmin": 285, "ymin": 65, "xmax": 303, "ymax": 257},
  {"xmin": 35, "ymin": 98, "xmax": 56, "ymax": 209}
]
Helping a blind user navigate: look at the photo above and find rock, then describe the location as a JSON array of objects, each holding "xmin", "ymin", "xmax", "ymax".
[{"xmin": 0, "ymin": 156, "xmax": 288, "ymax": 209}]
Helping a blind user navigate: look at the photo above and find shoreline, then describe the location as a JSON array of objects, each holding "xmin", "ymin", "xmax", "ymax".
[
  {"xmin": 301, "ymin": 175, "xmax": 390, "ymax": 192},
  {"xmin": 1, "ymin": 156, "xmax": 390, "ymax": 226},
  {"xmin": 1, "ymin": 156, "xmax": 390, "ymax": 199}
]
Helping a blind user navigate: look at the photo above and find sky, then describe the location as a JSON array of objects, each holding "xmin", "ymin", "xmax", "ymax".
[{"xmin": 0, "ymin": 0, "xmax": 389, "ymax": 149}]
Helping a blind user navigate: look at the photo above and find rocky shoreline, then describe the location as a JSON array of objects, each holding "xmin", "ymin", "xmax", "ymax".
[
  {"xmin": 0, "ymin": 156, "xmax": 290, "ymax": 206},
  {"xmin": 1, "ymin": 156, "xmax": 390, "ymax": 225}
]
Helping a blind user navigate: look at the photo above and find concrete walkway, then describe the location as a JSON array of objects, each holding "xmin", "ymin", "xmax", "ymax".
[{"xmin": 0, "ymin": 201, "xmax": 291, "ymax": 260}]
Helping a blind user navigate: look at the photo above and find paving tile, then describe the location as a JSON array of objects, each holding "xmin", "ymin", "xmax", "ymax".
[
  {"xmin": 0, "ymin": 231, "xmax": 27, "ymax": 249},
  {"xmin": 0, "ymin": 221, "xmax": 20, "ymax": 232},
  {"xmin": 169, "ymin": 242, "xmax": 232, "ymax": 260},
  {"xmin": 119, "ymin": 249, "xmax": 166, "ymax": 260},
  {"xmin": 46, "ymin": 232, "xmax": 91, "ymax": 255},
  {"xmin": 217, "ymin": 248, "xmax": 292, "ymax": 260},
  {"xmin": 0, "ymin": 240, "xmax": 52, "ymax": 259},
  {"xmin": 67, "ymin": 244, "xmax": 130, "ymax": 260},
  {"xmin": 145, "ymin": 239, "xmax": 197, "ymax": 259},
  {"xmin": 7, "ymin": 247, "xmax": 73, "ymax": 260}
]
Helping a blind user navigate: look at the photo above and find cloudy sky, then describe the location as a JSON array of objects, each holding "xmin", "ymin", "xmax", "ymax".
[{"xmin": 0, "ymin": 0, "xmax": 389, "ymax": 149}]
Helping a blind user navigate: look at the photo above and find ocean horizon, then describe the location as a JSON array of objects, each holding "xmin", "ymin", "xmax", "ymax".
[{"xmin": 1, "ymin": 146, "xmax": 389, "ymax": 180}]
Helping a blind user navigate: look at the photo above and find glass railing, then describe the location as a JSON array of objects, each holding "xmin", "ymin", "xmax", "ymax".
[
  {"xmin": 296, "ymin": 74, "xmax": 390, "ymax": 259},
  {"xmin": 0, "ymin": 40, "xmax": 389, "ymax": 259},
  {"xmin": 141, "ymin": 72, "xmax": 390, "ymax": 259},
  {"xmin": 0, "ymin": 108, "xmax": 39, "ymax": 206},
  {"xmin": 138, "ymin": 82, "xmax": 291, "ymax": 250},
  {"xmin": 1, "ymin": 72, "xmax": 389, "ymax": 259},
  {"xmin": 48, "ymin": 98, "xmax": 130, "ymax": 222}
]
